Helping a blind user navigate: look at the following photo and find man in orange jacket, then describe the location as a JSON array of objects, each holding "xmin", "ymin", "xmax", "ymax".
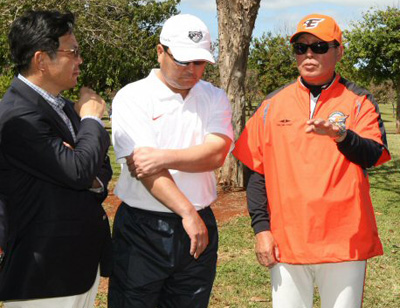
[{"xmin": 233, "ymin": 14, "xmax": 390, "ymax": 308}]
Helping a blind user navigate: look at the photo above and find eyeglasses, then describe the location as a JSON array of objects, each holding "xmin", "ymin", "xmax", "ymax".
[
  {"xmin": 292, "ymin": 42, "xmax": 338, "ymax": 55},
  {"xmin": 57, "ymin": 48, "xmax": 81, "ymax": 58},
  {"xmin": 162, "ymin": 45, "xmax": 206, "ymax": 67}
]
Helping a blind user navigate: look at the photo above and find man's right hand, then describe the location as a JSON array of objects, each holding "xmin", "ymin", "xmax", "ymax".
[
  {"xmin": 181, "ymin": 209, "xmax": 209, "ymax": 259},
  {"xmin": 74, "ymin": 87, "xmax": 106, "ymax": 119},
  {"xmin": 137, "ymin": 169, "xmax": 210, "ymax": 259},
  {"xmin": 255, "ymin": 230, "xmax": 280, "ymax": 268}
]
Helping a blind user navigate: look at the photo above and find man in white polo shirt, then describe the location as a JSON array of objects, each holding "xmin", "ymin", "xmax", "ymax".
[{"xmin": 109, "ymin": 14, "xmax": 233, "ymax": 308}]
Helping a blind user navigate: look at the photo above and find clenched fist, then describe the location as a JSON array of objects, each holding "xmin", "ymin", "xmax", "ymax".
[{"xmin": 74, "ymin": 87, "xmax": 106, "ymax": 119}]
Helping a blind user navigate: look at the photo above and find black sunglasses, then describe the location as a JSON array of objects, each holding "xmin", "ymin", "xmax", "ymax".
[
  {"xmin": 292, "ymin": 42, "xmax": 338, "ymax": 55},
  {"xmin": 162, "ymin": 45, "xmax": 206, "ymax": 67}
]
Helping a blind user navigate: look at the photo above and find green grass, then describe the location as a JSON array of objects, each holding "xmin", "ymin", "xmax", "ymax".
[
  {"xmin": 364, "ymin": 132, "xmax": 400, "ymax": 307},
  {"xmin": 105, "ymin": 119, "xmax": 120, "ymax": 189},
  {"xmin": 107, "ymin": 144, "xmax": 120, "ymax": 189},
  {"xmin": 380, "ymin": 103, "xmax": 397, "ymax": 134}
]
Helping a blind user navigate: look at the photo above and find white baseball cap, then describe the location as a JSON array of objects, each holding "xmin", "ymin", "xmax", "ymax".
[{"xmin": 160, "ymin": 14, "xmax": 215, "ymax": 64}]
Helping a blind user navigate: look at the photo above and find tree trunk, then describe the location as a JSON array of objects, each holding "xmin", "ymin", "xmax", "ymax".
[
  {"xmin": 396, "ymin": 80, "xmax": 400, "ymax": 134},
  {"xmin": 216, "ymin": 0, "xmax": 261, "ymax": 189}
]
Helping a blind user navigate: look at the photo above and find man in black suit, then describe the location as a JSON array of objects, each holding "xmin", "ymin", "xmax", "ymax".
[{"xmin": 0, "ymin": 10, "xmax": 112, "ymax": 307}]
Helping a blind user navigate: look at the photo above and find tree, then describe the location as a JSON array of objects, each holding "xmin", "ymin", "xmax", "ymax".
[
  {"xmin": 0, "ymin": 0, "xmax": 180, "ymax": 102},
  {"xmin": 248, "ymin": 32, "xmax": 298, "ymax": 97},
  {"xmin": 216, "ymin": 0, "xmax": 261, "ymax": 189},
  {"xmin": 342, "ymin": 6, "xmax": 400, "ymax": 132}
]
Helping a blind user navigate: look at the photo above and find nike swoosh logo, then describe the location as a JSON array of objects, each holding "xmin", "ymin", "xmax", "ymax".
[{"xmin": 152, "ymin": 115, "xmax": 163, "ymax": 121}]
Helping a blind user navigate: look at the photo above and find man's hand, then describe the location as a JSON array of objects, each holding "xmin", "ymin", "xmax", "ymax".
[
  {"xmin": 306, "ymin": 118, "xmax": 347, "ymax": 142},
  {"xmin": 74, "ymin": 87, "xmax": 106, "ymax": 119},
  {"xmin": 255, "ymin": 231, "xmax": 280, "ymax": 268},
  {"xmin": 0, "ymin": 247, "xmax": 4, "ymax": 265},
  {"xmin": 63, "ymin": 141, "xmax": 74, "ymax": 150},
  {"xmin": 63, "ymin": 142, "xmax": 101, "ymax": 190},
  {"xmin": 181, "ymin": 209, "xmax": 209, "ymax": 259},
  {"xmin": 91, "ymin": 178, "xmax": 102, "ymax": 189},
  {"xmin": 127, "ymin": 147, "xmax": 166, "ymax": 178},
  {"xmin": 137, "ymin": 169, "xmax": 209, "ymax": 259}
]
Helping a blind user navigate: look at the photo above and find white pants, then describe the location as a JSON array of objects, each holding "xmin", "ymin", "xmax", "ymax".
[
  {"xmin": 270, "ymin": 261, "xmax": 366, "ymax": 308},
  {"xmin": 4, "ymin": 269, "xmax": 100, "ymax": 308}
]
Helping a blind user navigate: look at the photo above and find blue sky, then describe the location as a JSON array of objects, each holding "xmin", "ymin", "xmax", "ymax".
[{"xmin": 178, "ymin": 0, "xmax": 399, "ymax": 40}]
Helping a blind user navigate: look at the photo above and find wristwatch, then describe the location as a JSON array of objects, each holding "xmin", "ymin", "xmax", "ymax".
[
  {"xmin": 329, "ymin": 117, "xmax": 347, "ymax": 139},
  {"xmin": 328, "ymin": 112, "xmax": 348, "ymax": 137},
  {"xmin": 334, "ymin": 124, "xmax": 347, "ymax": 137}
]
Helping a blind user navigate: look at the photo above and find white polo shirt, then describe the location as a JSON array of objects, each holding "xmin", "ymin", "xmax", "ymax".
[{"xmin": 112, "ymin": 69, "xmax": 234, "ymax": 212}]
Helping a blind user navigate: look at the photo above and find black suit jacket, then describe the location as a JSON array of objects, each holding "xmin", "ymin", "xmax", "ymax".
[{"xmin": 0, "ymin": 78, "xmax": 112, "ymax": 300}]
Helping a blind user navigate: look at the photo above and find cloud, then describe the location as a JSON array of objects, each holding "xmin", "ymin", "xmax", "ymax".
[
  {"xmin": 261, "ymin": 0, "xmax": 399, "ymax": 10},
  {"xmin": 255, "ymin": 0, "xmax": 399, "ymax": 35},
  {"xmin": 257, "ymin": 6, "xmax": 354, "ymax": 35},
  {"xmin": 181, "ymin": 0, "xmax": 399, "ymax": 11},
  {"xmin": 179, "ymin": 0, "xmax": 216, "ymax": 12},
  {"xmin": 179, "ymin": 0, "xmax": 400, "ymax": 38}
]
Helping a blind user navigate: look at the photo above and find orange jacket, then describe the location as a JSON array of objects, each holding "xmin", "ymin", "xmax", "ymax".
[{"xmin": 233, "ymin": 75, "xmax": 391, "ymax": 264}]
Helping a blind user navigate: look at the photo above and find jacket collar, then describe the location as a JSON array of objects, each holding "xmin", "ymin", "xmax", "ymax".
[{"xmin": 10, "ymin": 77, "xmax": 78, "ymax": 145}]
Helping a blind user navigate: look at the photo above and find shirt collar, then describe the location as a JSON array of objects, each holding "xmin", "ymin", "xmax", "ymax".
[
  {"xmin": 149, "ymin": 69, "xmax": 200, "ymax": 101},
  {"xmin": 18, "ymin": 74, "xmax": 65, "ymax": 109}
]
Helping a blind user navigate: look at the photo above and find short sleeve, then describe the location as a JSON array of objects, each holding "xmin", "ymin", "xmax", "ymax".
[
  {"xmin": 232, "ymin": 102, "xmax": 267, "ymax": 174},
  {"xmin": 205, "ymin": 89, "xmax": 234, "ymax": 141},
  {"xmin": 111, "ymin": 85, "xmax": 157, "ymax": 162}
]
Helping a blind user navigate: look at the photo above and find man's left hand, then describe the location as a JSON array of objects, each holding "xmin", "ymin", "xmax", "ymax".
[
  {"xmin": 63, "ymin": 142, "xmax": 101, "ymax": 189},
  {"xmin": 305, "ymin": 118, "xmax": 347, "ymax": 142}
]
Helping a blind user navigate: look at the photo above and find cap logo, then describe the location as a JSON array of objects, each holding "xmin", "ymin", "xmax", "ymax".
[
  {"xmin": 188, "ymin": 31, "xmax": 203, "ymax": 43},
  {"xmin": 303, "ymin": 18, "xmax": 325, "ymax": 29}
]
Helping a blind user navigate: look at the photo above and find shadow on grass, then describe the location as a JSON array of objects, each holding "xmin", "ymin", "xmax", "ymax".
[{"xmin": 368, "ymin": 158, "xmax": 400, "ymax": 197}]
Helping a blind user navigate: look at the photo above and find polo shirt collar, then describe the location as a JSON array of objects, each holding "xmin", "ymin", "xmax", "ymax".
[{"xmin": 149, "ymin": 69, "xmax": 200, "ymax": 101}]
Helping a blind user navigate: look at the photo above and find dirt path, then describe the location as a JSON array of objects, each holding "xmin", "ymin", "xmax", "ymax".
[{"xmin": 103, "ymin": 188, "xmax": 248, "ymax": 224}]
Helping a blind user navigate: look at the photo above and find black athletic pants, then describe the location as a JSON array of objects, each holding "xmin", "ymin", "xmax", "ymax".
[{"xmin": 108, "ymin": 203, "xmax": 218, "ymax": 308}]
